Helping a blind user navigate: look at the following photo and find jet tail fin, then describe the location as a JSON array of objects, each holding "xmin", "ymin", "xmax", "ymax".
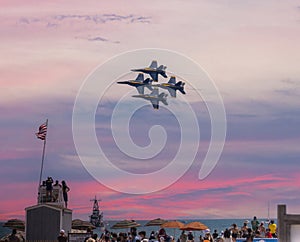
[
  {"xmin": 135, "ymin": 73, "xmax": 144, "ymax": 82},
  {"xmin": 149, "ymin": 60, "xmax": 158, "ymax": 69},
  {"xmin": 177, "ymin": 81, "xmax": 186, "ymax": 94},
  {"xmin": 168, "ymin": 76, "xmax": 176, "ymax": 84},
  {"xmin": 158, "ymin": 65, "xmax": 167, "ymax": 70}
]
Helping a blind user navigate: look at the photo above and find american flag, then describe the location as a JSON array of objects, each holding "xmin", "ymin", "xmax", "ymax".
[{"xmin": 36, "ymin": 122, "xmax": 47, "ymax": 140}]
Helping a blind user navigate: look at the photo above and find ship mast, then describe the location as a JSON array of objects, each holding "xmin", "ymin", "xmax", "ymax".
[
  {"xmin": 92, "ymin": 196, "xmax": 99, "ymax": 212},
  {"xmin": 267, "ymin": 200, "xmax": 270, "ymax": 220}
]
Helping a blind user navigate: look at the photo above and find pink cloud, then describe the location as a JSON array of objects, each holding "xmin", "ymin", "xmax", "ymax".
[{"xmin": 0, "ymin": 171, "xmax": 299, "ymax": 221}]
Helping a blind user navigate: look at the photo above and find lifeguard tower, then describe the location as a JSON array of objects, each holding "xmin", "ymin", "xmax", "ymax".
[{"xmin": 25, "ymin": 184, "xmax": 72, "ymax": 241}]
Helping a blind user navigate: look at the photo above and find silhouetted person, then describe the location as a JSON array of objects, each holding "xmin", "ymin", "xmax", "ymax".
[
  {"xmin": 7, "ymin": 229, "xmax": 23, "ymax": 242},
  {"xmin": 61, "ymin": 180, "xmax": 70, "ymax": 207},
  {"xmin": 45, "ymin": 176, "xmax": 53, "ymax": 202},
  {"xmin": 58, "ymin": 230, "xmax": 67, "ymax": 242},
  {"xmin": 54, "ymin": 180, "xmax": 62, "ymax": 187}
]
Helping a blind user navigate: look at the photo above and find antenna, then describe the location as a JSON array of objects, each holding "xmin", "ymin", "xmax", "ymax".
[{"xmin": 268, "ymin": 200, "xmax": 270, "ymax": 220}]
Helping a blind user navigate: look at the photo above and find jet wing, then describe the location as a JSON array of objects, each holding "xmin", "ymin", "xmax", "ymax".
[
  {"xmin": 150, "ymin": 72, "xmax": 159, "ymax": 82},
  {"xmin": 150, "ymin": 87, "xmax": 159, "ymax": 96},
  {"xmin": 150, "ymin": 99, "xmax": 159, "ymax": 109},
  {"xmin": 136, "ymin": 86, "xmax": 144, "ymax": 94},
  {"xmin": 167, "ymin": 88, "xmax": 176, "ymax": 98},
  {"xmin": 145, "ymin": 84, "xmax": 153, "ymax": 92}
]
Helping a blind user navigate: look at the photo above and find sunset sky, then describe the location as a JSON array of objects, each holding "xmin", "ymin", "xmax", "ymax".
[{"xmin": 1, "ymin": 0, "xmax": 300, "ymax": 221}]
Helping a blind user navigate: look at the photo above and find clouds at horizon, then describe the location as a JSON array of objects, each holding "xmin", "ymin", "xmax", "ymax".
[{"xmin": 1, "ymin": 91, "xmax": 300, "ymax": 220}]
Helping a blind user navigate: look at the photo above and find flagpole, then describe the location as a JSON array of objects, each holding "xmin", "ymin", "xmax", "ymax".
[{"xmin": 38, "ymin": 119, "xmax": 48, "ymax": 188}]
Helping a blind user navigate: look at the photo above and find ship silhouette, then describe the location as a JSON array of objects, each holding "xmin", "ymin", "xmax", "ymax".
[{"xmin": 89, "ymin": 196, "xmax": 105, "ymax": 228}]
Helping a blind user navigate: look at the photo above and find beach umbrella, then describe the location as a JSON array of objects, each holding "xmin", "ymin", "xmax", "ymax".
[
  {"xmin": 3, "ymin": 219, "xmax": 25, "ymax": 231},
  {"xmin": 145, "ymin": 218, "xmax": 167, "ymax": 227},
  {"xmin": 161, "ymin": 220, "xmax": 185, "ymax": 229},
  {"xmin": 180, "ymin": 221, "xmax": 208, "ymax": 231},
  {"xmin": 161, "ymin": 220, "xmax": 185, "ymax": 239},
  {"xmin": 111, "ymin": 220, "xmax": 141, "ymax": 229},
  {"xmin": 72, "ymin": 219, "xmax": 96, "ymax": 230}
]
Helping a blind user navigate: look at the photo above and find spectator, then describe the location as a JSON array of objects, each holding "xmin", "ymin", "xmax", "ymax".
[
  {"xmin": 251, "ymin": 216, "xmax": 259, "ymax": 232},
  {"xmin": 231, "ymin": 224, "xmax": 239, "ymax": 242},
  {"xmin": 180, "ymin": 231, "xmax": 187, "ymax": 242},
  {"xmin": 258, "ymin": 222, "xmax": 266, "ymax": 237},
  {"xmin": 265, "ymin": 229, "xmax": 272, "ymax": 238},
  {"xmin": 57, "ymin": 229, "xmax": 67, "ymax": 242},
  {"xmin": 187, "ymin": 232, "xmax": 194, "ymax": 242},
  {"xmin": 61, "ymin": 180, "xmax": 70, "ymax": 208},
  {"xmin": 7, "ymin": 229, "xmax": 23, "ymax": 242},
  {"xmin": 268, "ymin": 220, "xmax": 277, "ymax": 238},
  {"xmin": 45, "ymin": 177, "xmax": 53, "ymax": 202},
  {"xmin": 54, "ymin": 180, "xmax": 62, "ymax": 188},
  {"xmin": 212, "ymin": 230, "xmax": 218, "ymax": 240},
  {"xmin": 223, "ymin": 228, "xmax": 231, "ymax": 242},
  {"xmin": 245, "ymin": 228, "xmax": 254, "ymax": 242}
]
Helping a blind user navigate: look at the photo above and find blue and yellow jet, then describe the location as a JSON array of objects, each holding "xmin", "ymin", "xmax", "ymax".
[
  {"xmin": 131, "ymin": 60, "xmax": 167, "ymax": 82},
  {"xmin": 117, "ymin": 73, "xmax": 153, "ymax": 94}
]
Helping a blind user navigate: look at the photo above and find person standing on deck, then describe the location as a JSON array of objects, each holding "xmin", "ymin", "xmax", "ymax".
[
  {"xmin": 54, "ymin": 180, "xmax": 62, "ymax": 188},
  {"xmin": 230, "ymin": 224, "xmax": 239, "ymax": 242},
  {"xmin": 61, "ymin": 180, "xmax": 70, "ymax": 208},
  {"xmin": 212, "ymin": 230, "xmax": 218, "ymax": 240},
  {"xmin": 268, "ymin": 220, "xmax": 277, "ymax": 238},
  {"xmin": 245, "ymin": 228, "xmax": 254, "ymax": 242},
  {"xmin": 57, "ymin": 230, "xmax": 67, "ymax": 242},
  {"xmin": 241, "ymin": 222, "xmax": 248, "ymax": 238},
  {"xmin": 186, "ymin": 232, "xmax": 194, "ymax": 242},
  {"xmin": 179, "ymin": 231, "xmax": 187, "ymax": 242},
  {"xmin": 258, "ymin": 222, "xmax": 266, "ymax": 237},
  {"xmin": 45, "ymin": 176, "xmax": 53, "ymax": 202},
  {"xmin": 6, "ymin": 229, "xmax": 23, "ymax": 242},
  {"xmin": 250, "ymin": 216, "xmax": 259, "ymax": 232},
  {"xmin": 223, "ymin": 228, "xmax": 232, "ymax": 242}
]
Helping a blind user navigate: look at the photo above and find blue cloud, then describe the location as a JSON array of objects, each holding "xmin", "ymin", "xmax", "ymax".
[
  {"xmin": 19, "ymin": 14, "xmax": 151, "ymax": 26},
  {"xmin": 88, "ymin": 36, "xmax": 108, "ymax": 42}
]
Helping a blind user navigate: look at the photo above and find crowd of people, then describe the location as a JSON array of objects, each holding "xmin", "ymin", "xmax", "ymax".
[
  {"xmin": 195, "ymin": 216, "xmax": 277, "ymax": 242},
  {"xmin": 82, "ymin": 227, "xmax": 175, "ymax": 242},
  {"xmin": 68, "ymin": 217, "xmax": 277, "ymax": 242}
]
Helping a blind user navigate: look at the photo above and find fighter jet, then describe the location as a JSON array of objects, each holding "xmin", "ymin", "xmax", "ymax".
[
  {"xmin": 131, "ymin": 60, "xmax": 167, "ymax": 82},
  {"xmin": 153, "ymin": 76, "xmax": 186, "ymax": 98},
  {"xmin": 132, "ymin": 88, "xmax": 168, "ymax": 109},
  {"xmin": 117, "ymin": 73, "xmax": 153, "ymax": 94}
]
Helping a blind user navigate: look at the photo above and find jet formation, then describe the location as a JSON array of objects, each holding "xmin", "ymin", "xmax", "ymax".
[{"xmin": 117, "ymin": 60, "xmax": 186, "ymax": 109}]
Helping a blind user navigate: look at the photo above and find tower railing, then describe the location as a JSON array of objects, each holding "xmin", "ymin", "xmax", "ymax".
[{"xmin": 38, "ymin": 186, "xmax": 64, "ymax": 207}]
